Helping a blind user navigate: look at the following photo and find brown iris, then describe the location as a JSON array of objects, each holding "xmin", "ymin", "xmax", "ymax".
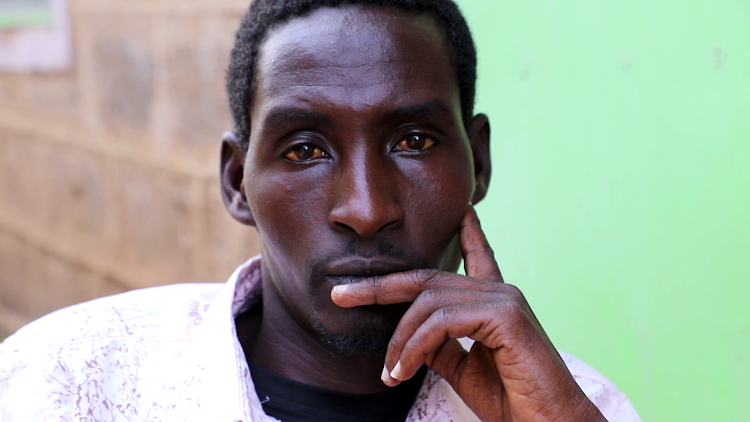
[
  {"xmin": 394, "ymin": 134, "xmax": 435, "ymax": 152},
  {"xmin": 284, "ymin": 144, "xmax": 327, "ymax": 162}
]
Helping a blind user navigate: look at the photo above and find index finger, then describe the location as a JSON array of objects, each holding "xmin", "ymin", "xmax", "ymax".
[
  {"xmin": 460, "ymin": 207, "xmax": 503, "ymax": 283},
  {"xmin": 331, "ymin": 268, "xmax": 502, "ymax": 308}
]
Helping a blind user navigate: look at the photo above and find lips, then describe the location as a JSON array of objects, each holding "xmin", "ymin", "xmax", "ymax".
[{"xmin": 321, "ymin": 257, "xmax": 416, "ymax": 285}]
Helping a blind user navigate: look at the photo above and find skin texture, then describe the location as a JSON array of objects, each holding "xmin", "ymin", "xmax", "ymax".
[{"xmin": 221, "ymin": 5, "xmax": 607, "ymax": 421}]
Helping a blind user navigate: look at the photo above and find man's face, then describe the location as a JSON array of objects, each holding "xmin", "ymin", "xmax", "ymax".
[{"xmin": 232, "ymin": 6, "xmax": 489, "ymax": 355}]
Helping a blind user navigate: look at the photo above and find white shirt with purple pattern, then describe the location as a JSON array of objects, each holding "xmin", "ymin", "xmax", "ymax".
[{"xmin": 0, "ymin": 256, "xmax": 642, "ymax": 422}]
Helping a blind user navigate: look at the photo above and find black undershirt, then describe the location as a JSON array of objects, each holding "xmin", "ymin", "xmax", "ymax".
[{"xmin": 249, "ymin": 363, "xmax": 427, "ymax": 422}]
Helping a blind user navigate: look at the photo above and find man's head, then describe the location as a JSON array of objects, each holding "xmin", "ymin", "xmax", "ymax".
[
  {"xmin": 221, "ymin": 1, "xmax": 491, "ymax": 356},
  {"xmin": 226, "ymin": 0, "xmax": 478, "ymax": 148}
]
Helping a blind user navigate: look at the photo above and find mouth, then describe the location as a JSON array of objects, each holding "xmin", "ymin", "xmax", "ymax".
[{"xmin": 321, "ymin": 257, "xmax": 416, "ymax": 286}]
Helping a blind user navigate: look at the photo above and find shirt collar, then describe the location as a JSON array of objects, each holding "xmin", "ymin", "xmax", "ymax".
[
  {"xmin": 146, "ymin": 255, "xmax": 461, "ymax": 422},
  {"xmin": 145, "ymin": 256, "xmax": 272, "ymax": 422}
]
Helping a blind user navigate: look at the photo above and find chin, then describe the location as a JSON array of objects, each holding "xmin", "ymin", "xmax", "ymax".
[{"xmin": 311, "ymin": 304, "xmax": 409, "ymax": 357}]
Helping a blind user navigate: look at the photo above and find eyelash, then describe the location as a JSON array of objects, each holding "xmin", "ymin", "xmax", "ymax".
[{"xmin": 280, "ymin": 132, "xmax": 438, "ymax": 163}]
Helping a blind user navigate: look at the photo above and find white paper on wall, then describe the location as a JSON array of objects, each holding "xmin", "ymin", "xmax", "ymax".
[{"xmin": 0, "ymin": 0, "xmax": 71, "ymax": 72}]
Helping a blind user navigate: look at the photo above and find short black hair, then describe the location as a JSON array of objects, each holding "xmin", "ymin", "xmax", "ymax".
[{"xmin": 226, "ymin": 0, "xmax": 477, "ymax": 148}]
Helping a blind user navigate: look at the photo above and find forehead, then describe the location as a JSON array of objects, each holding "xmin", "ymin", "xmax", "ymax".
[{"xmin": 252, "ymin": 6, "xmax": 460, "ymax": 124}]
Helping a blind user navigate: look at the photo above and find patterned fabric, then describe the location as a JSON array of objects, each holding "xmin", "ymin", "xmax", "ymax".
[{"xmin": 0, "ymin": 256, "xmax": 642, "ymax": 422}]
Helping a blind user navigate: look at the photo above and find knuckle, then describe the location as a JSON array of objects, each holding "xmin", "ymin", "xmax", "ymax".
[
  {"xmin": 388, "ymin": 335, "xmax": 402, "ymax": 351},
  {"xmin": 411, "ymin": 289, "xmax": 445, "ymax": 315},
  {"xmin": 388, "ymin": 334, "xmax": 400, "ymax": 347},
  {"xmin": 414, "ymin": 268, "xmax": 441, "ymax": 286},
  {"xmin": 494, "ymin": 301, "xmax": 527, "ymax": 326},
  {"xmin": 500, "ymin": 283, "xmax": 522, "ymax": 297},
  {"xmin": 467, "ymin": 240, "xmax": 495, "ymax": 259},
  {"xmin": 434, "ymin": 305, "xmax": 460, "ymax": 325},
  {"xmin": 367, "ymin": 274, "xmax": 384, "ymax": 288},
  {"xmin": 419, "ymin": 288, "xmax": 447, "ymax": 305}
]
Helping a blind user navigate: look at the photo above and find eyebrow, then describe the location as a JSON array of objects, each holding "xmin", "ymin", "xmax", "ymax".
[
  {"xmin": 260, "ymin": 99, "xmax": 452, "ymax": 130},
  {"xmin": 379, "ymin": 99, "xmax": 452, "ymax": 126},
  {"xmin": 261, "ymin": 108, "xmax": 334, "ymax": 128}
]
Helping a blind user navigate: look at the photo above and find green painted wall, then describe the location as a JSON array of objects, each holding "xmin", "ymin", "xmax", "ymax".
[{"xmin": 455, "ymin": 0, "xmax": 750, "ymax": 420}]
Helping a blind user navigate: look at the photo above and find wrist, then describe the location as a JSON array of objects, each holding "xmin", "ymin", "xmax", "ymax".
[{"xmin": 568, "ymin": 395, "xmax": 608, "ymax": 422}]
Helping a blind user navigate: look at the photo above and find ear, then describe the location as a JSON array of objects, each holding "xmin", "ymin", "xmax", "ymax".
[
  {"xmin": 220, "ymin": 131, "xmax": 256, "ymax": 226},
  {"xmin": 467, "ymin": 114, "xmax": 491, "ymax": 205}
]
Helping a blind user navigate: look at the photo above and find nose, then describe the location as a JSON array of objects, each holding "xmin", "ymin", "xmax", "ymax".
[{"xmin": 328, "ymin": 155, "xmax": 405, "ymax": 239}]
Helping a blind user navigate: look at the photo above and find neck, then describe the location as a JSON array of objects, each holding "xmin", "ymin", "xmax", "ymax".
[{"xmin": 236, "ymin": 284, "xmax": 399, "ymax": 395}]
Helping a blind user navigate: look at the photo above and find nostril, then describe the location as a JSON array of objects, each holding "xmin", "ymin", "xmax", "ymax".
[{"xmin": 328, "ymin": 200, "xmax": 404, "ymax": 239}]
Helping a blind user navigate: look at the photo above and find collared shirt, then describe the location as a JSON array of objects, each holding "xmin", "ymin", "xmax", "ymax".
[{"xmin": 0, "ymin": 256, "xmax": 642, "ymax": 422}]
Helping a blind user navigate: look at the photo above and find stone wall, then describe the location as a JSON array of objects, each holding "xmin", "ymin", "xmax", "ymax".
[{"xmin": 0, "ymin": 0, "xmax": 260, "ymax": 338}]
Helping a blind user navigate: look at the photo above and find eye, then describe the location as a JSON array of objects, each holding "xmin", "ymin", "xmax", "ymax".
[
  {"xmin": 393, "ymin": 134, "xmax": 436, "ymax": 152},
  {"xmin": 283, "ymin": 144, "xmax": 328, "ymax": 162}
]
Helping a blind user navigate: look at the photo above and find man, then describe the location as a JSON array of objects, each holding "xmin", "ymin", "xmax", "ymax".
[{"xmin": 0, "ymin": 0, "xmax": 642, "ymax": 421}]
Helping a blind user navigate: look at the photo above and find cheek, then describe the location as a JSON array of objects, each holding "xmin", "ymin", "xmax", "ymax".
[
  {"xmin": 400, "ymin": 155, "xmax": 475, "ymax": 260},
  {"xmin": 246, "ymin": 168, "xmax": 329, "ymax": 262}
]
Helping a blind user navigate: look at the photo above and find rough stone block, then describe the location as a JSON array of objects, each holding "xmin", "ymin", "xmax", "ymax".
[
  {"xmin": 25, "ymin": 250, "xmax": 99, "ymax": 320},
  {"xmin": 28, "ymin": 71, "xmax": 81, "ymax": 120},
  {"xmin": 155, "ymin": 13, "xmax": 237, "ymax": 165},
  {"xmin": 0, "ymin": 71, "xmax": 79, "ymax": 121},
  {"xmin": 47, "ymin": 145, "xmax": 116, "ymax": 255},
  {"xmin": 88, "ymin": 12, "xmax": 155, "ymax": 137},
  {"xmin": 0, "ymin": 136, "xmax": 53, "ymax": 230},
  {"xmin": 114, "ymin": 161, "xmax": 196, "ymax": 283}
]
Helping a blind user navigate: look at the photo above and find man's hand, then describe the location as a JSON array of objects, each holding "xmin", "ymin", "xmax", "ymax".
[{"xmin": 331, "ymin": 207, "xmax": 607, "ymax": 422}]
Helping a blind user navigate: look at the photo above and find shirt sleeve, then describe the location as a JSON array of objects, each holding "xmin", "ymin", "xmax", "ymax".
[
  {"xmin": 558, "ymin": 350, "xmax": 644, "ymax": 422},
  {"xmin": 609, "ymin": 398, "xmax": 643, "ymax": 422}
]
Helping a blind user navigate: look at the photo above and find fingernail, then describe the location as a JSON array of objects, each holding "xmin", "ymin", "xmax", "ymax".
[
  {"xmin": 381, "ymin": 365, "xmax": 391, "ymax": 382},
  {"xmin": 332, "ymin": 284, "xmax": 349, "ymax": 295},
  {"xmin": 382, "ymin": 365, "xmax": 401, "ymax": 387},
  {"xmin": 390, "ymin": 361, "xmax": 403, "ymax": 381}
]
